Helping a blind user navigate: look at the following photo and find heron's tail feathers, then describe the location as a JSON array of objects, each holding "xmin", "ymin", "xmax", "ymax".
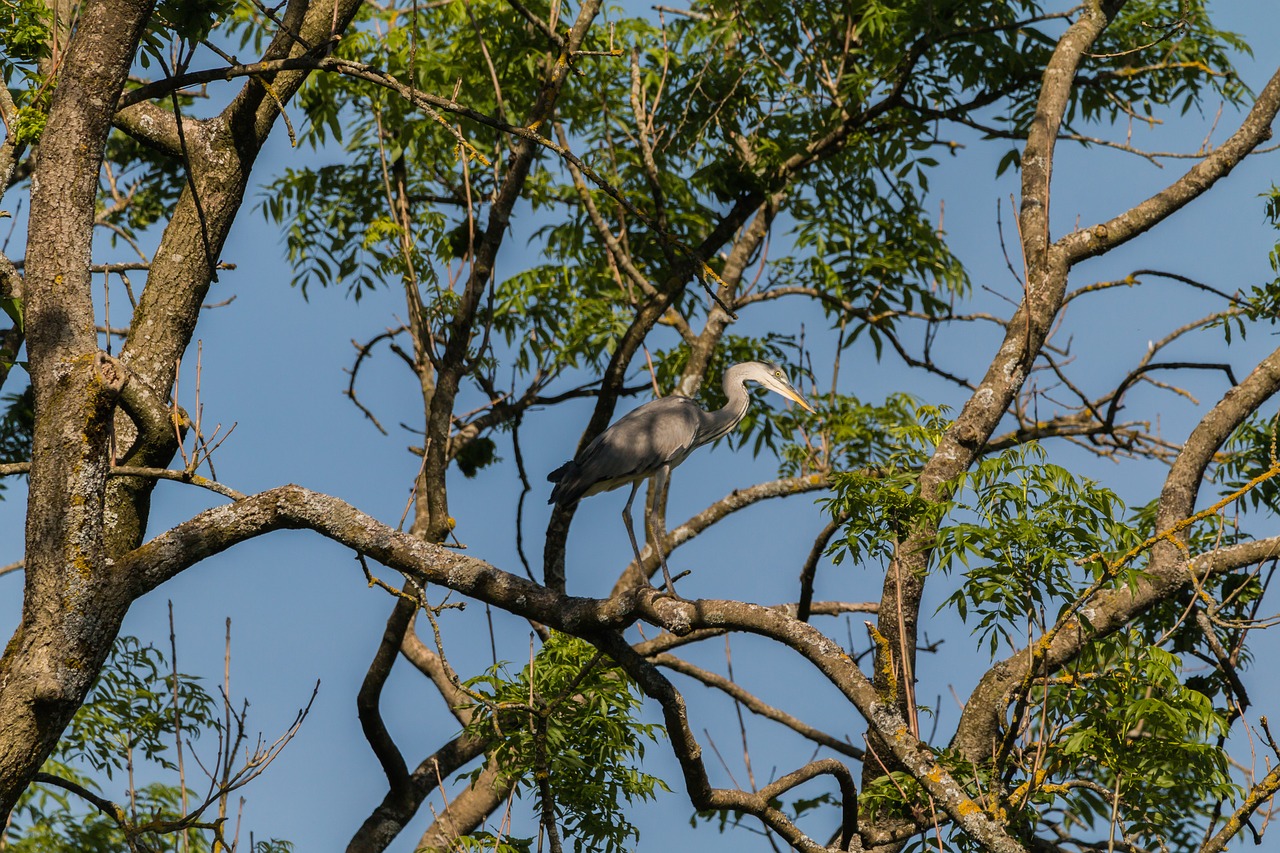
[{"xmin": 547, "ymin": 461, "xmax": 583, "ymax": 506}]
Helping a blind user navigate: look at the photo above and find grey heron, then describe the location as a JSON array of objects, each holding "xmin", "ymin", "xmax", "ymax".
[{"xmin": 548, "ymin": 361, "xmax": 815, "ymax": 593}]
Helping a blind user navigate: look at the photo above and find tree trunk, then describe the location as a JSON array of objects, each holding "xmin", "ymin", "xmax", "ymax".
[{"xmin": 0, "ymin": 0, "xmax": 156, "ymax": 821}]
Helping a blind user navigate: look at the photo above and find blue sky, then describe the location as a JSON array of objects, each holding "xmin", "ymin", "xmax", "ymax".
[{"xmin": 5, "ymin": 3, "xmax": 1280, "ymax": 850}]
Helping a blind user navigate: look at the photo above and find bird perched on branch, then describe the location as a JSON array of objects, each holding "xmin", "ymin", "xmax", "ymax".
[{"xmin": 548, "ymin": 361, "xmax": 815, "ymax": 593}]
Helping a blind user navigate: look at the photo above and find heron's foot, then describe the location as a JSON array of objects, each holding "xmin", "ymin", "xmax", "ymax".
[{"xmin": 655, "ymin": 567, "xmax": 692, "ymax": 600}]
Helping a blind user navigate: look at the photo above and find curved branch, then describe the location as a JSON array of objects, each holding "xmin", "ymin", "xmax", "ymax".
[
  {"xmin": 399, "ymin": 617, "xmax": 475, "ymax": 726},
  {"xmin": 633, "ymin": 600, "xmax": 880, "ymax": 657},
  {"xmin": 1064, "ymin": 268, "xmax": 1246, "ymax": 306},
  {"xmin": 357, "ymin": 598, "xmax": 415, "ymax": 796},
  {"xmin": 798, "ymin": 517, "xmax": 842, "ymax": 622},
  {"xmin": 1102, "ymin": 361, "xmax": 1240, "ymax": 430},
  {"xmin": 33, "ymin": 772, "xmax": 121, "ymax": 820},
  {"xmin": 758, "ymin": 759, "xmax": 858, "ymax": 851},
  {"xmin": 116, "ymin": 484, "xmax": 646, "ymax": 629},
  {"xmin": 1155, "ymin": 345, "xmax": 1280, "ymax": 533},
  {"xmin": 612, "ymin": 473, "xmax": 831, "ymax": 594},
  {"xmin": 346, "ymin": 729, "xmax": 492, "ymax": 853},
  {"xmin": 413, "ymin": 757, "xmax": 513, "ymax": 853},
  {"xmin": 118, "ymin": 483, "xmax": 1019, "ymax": 849}
]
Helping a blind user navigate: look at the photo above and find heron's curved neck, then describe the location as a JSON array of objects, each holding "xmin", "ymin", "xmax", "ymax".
[{"xmin": 696, "ymin": 366, "xmax": 753, "ymax": 446}]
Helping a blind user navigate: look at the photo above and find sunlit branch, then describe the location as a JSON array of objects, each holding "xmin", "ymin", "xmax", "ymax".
[
  {"xmin": 399, "ymin": 617, "xmax": 476, "ymax": 726},
  {"xmin": 633, "ymin": 600, "xmax": 880, "ymax": 660},
  {"xmin": 1, "ymin": 461, "xmax": 244, "ymax": 500}
]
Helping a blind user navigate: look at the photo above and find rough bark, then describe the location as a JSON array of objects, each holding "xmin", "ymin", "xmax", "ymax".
[
  {"xmin": 864, "ymin": 0, "xmax": 1127, "ymax": 787},
  {"xmin": 107, "ymin": 0, "xmax": 362, "ymax": 555},
  {"xmin": 0, "ymin": 0, "xmax": 156, "ymax": 820}
]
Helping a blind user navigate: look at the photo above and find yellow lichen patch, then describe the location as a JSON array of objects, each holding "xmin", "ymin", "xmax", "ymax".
[
  {"xmin": 866, "ymin": 624, "xmax": 897, "ymax": 701},
  {"xmin": 1006, "ymin": 768, "xmax": 1049, "ymax": 808},
  {"xmin": 71, "ymin": 552, "xmax": 94, "ymax": 582}
]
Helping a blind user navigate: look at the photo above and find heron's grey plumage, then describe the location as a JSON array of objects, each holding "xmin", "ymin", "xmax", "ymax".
[
  {"xmin": 548, "ymin": 361, "xmax": 814, "ymax": 593},
  {"xmin": 548, "ymin": 361, "xmax": 812, "ymax": 508}
]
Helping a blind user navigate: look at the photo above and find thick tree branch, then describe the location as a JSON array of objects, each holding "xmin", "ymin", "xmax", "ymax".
[
  {"xmin": 954, "ymin": 531, "xmax": 1280, "ymax": 769},
  {"xmin": 347, "ymin": 729, "xmax": 491, "ymax": 853},
  {"xmin": 115, "ymin": 481, "xmax": 1018, "ymax": 848},
  {"xmin": 414, "ymin": 758, "xmax": 513, "ymax": 853},
  {"xmin": 595, "ymin": 633, "xmax": 852, "ymax": 853},
  {"xmin": 1059, "ymin": 65, "xmax": 1280, "ymax": 265},
  {"xmin": 421, "ymin": 0, "xmax": 605, "ymax": 544},
  {"xmin": 1019, "ymin": 1, "xmax": 1125, "ymax": 262},
  {"xmin": 2, "ymin": 0, "xmax": 157, "ymax": 822},
  {"xmin": 866, "ymin": 0, "xmax": 1127, "ymax": 781}
]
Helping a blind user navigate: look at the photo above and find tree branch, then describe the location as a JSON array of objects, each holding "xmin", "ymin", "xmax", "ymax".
[
  {"xmin": 612, "ymin": 473, "xmax": 832, "ymax": 594},
  {"xmin": 357, "ymin": 598, "xmax": 415, "ymax": 796},
  {"xmin": 652, "ymin": 652, "xmax": 864, "ymax": 760},
  {"xmin": 1059, "ymin": 65, "xmax": 1280, "ymax": 265}
]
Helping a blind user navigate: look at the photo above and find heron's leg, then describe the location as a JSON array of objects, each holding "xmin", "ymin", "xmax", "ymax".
[
  {"xmin": 622, "ymin": 478, "xmax": 677, "ymax": 596},
  {"xmin": 645, "ymin": 467, "xmax": 678, "ymax": 596},
  {"xmin": 621, "ymin": 479, "xmax": 647, "ymax": 570}
]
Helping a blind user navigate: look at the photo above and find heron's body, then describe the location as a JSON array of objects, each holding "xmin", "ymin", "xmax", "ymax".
[
  {"xmin": 548, "ymin": 361, "xmax": 814, "ymax": 592},
  {"xmin": 549, "ymin": 395, "xmax": 740, "ymax": 507}
]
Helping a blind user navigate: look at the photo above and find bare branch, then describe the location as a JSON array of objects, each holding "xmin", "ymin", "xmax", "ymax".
[
  {"xmin": 357, "ymin": 598, "xmax": 415, "ymax": 795},
  {"xmin": 613, "ymin": 473, "xmax": 831, "ymax": 593},
  {"xmin": 652, "ymin": 652, "xmax": 864, "ymax": 760}
]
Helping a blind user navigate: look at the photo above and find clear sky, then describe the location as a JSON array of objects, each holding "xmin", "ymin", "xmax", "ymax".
[{"xmin": 4, "ymin": 3, "xmax": 1280, "ymax": 851}]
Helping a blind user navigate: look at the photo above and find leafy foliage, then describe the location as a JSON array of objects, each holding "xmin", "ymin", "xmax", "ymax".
[
  {"xmin": 936, "ymin": 444, "xmax": 1138, "ymax": 656},
  {"xmin": 4, "ymin": 0, "xmax": 1272, "ymax": 850},
  {"xmin": 825, "ymin": 401, "xmax": 951, "ymax": 564},
  {"xmin": 0, "ymin": 0, "xmax": 52, "ymax": 144},
  {"xmin": 4, "ymin": 638, "xmax": 213, "ymax": 850},
  {"xmin": 462, "ymin": 633, "xmax": 668, "ymax": 853},
  {"xmin": 0, "ymin": 0, "xmax": 50, "ymax": 63},
  {"xmin": 455, "ymin": 832, "xmax": 534, "ymax": 852},
  {"xmin": 59, "ymin": 636, "xmax": 218, "ymax": 779},
  {"xmin": 1035, "ymin": 636, "xmax": 1239, "ymax": 850}
]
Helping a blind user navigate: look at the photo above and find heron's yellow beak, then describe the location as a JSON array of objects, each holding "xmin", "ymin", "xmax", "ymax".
[{"xmin": 784, "ymin": 388, "xmax": 816, "ymax": 413}]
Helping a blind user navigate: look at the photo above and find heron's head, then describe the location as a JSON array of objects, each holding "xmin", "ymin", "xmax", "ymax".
[{"xmin": 738, "ymin": 361, "xmax": 815, "ymax": 413}]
